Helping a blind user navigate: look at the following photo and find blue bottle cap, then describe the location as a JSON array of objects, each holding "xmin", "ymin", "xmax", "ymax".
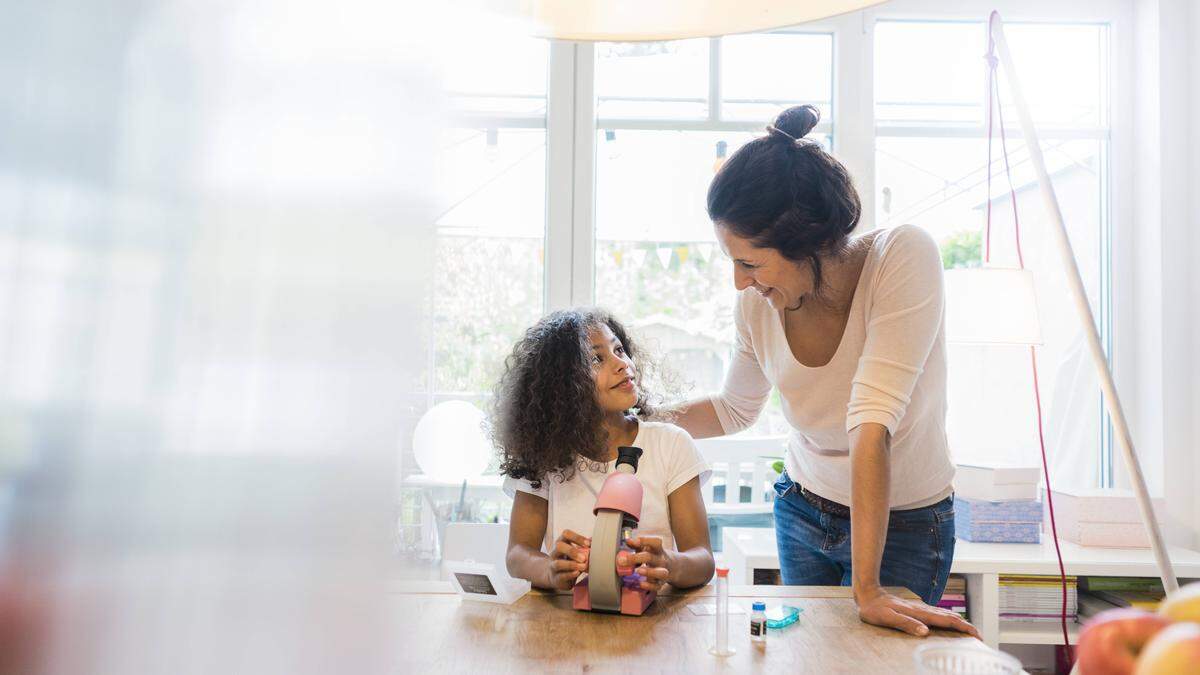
[{"xmin": 752, "ymin": 601, "xmax": 766, "ymax": 611}]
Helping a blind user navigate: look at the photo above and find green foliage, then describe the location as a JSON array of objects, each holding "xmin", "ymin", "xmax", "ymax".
[
  {"xmin": 433, "ymin": 236, "xmax": 543, "ymax": 395},
  {"xmin": 940, "ymin": 229, "xmax": 983, "ymax": 269}
]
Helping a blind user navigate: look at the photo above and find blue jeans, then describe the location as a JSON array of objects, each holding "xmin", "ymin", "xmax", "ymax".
[{"xmin": 772, "ymin": 471, "xmax": 956, "ymax": 605}]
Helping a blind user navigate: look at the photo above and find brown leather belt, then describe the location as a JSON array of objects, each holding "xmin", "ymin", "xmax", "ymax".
[{"xmin": 797, "ymin": 484, "xmax": 851, "ymax": 518}]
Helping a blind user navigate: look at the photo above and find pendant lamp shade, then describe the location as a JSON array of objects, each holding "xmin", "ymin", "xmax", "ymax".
[{"xmin": 486, "ymin": 0, "xmax": 888, "ymax": 42}]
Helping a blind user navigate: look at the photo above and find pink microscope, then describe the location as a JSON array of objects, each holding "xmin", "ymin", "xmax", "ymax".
[{"xmin": 572, "ymin": 446, "xmax": 656, "ymax": 615}]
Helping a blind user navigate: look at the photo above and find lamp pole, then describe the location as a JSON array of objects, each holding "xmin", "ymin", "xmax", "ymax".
[{"xmin": 989, "ymin": 11, "xmax": 1178, "ymax": 593}]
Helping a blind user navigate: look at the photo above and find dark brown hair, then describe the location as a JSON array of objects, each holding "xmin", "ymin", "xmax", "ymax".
[
  {"xmin": 491, "ymin": 308, "xmax": 659, "ymax": 490},
  {"xmin": 706, "ymin": 104, "xmax": 862, "ymax": 294}
]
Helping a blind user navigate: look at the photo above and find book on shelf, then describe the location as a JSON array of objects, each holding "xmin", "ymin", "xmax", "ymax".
[
  {"xmin": 1087, "ymin": 589, "xmax": 1164, "ymax": 611},
  {"xmin": 1078, "ymin": 593, "xmax": 1120, "ymax": 618},
  {"xmin": 999, "ymin": 575, "xmax": 1078, "ymax": 618},
  {"xmin": 1080, "ymin": 576, "xmax": 1165, "ymax": 593}
]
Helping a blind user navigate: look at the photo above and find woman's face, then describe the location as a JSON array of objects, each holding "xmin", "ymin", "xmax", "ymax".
[
  {"xmin": 588, "ymin": 324, "xmax": 638, "ymax": 414},
  {"xmin": 715, "ymin": 224, "xmax": 811, "ymax": 311}
]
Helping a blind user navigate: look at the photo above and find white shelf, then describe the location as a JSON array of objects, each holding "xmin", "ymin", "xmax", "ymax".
[
  {"xmin": 952, "ymin": 539, "xmax": 1200, "ymax": 577},
  {"xmin": 999, "ymin": 620, "xmax": 1081, "ymax": 645}
]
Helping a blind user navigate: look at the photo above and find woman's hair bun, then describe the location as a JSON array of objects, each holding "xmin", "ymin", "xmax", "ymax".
[{"xmin": 772, "ymin": 104, "xmax": 820, "ymax": 140}]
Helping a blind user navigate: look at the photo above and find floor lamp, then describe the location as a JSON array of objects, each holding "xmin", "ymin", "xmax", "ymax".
[{"xmin": 987, "ymin": 11, "xmax": 1178, "ymax": 594}]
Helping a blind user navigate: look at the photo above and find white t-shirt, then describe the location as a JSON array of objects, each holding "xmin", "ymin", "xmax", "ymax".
[
  {"xmin": 503, "ymin": 421, "xmax": 710, "ymax": 553},
  {"xmin": 710, "ymin": 224, "xmax": 954, "ymax": 510}
]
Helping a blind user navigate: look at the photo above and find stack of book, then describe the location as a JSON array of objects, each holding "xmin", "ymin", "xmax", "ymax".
[
  {"xmin": 1046, "ymin": 488, "xmax": 1166, "ymax": 548},
  {"xmin": 954, "ymin": 463, "xmax": 1043, "ymax": 543},
  {"xmin": 938, "ymin": 575, "xmax": 968, "ymax": 620},
  {"xmin": 999, "ymin": 574, "xmax": 1078, "ymax": 623},
  {"xmin": 1079, "ymin": 576, "xmax": 1165, "ymax": 616}
]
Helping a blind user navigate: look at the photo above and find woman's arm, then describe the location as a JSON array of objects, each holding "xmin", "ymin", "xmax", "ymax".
[
  {"xmin": 623, "ymin": 476, "xmax": 715, "ymax": 590},
  {"xmin": 849, "ymin": 422, "xmax": 977, "ymax": 637},
  {"xmin": 671, "ymin": 398, "xmax": 726, "ymax": 439},
  {"xmin": 505, "ymin": 491, "xmax": 589, "ymax": 590}
]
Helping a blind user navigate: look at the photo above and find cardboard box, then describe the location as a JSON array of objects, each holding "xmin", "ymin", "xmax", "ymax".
[
  {"xmin": 954, "ymin": 496, "xmax": 1042, "ymax": 543},
  {"xmin": 954, "ymin": 463, "xmax": 1040, "ymax": 502},
  {"xmin": 1045, "ymin": 488, "xmax": 1166, "ymax": 549}
]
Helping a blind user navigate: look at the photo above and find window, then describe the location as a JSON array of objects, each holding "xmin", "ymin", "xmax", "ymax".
[
  {"xmin": 400, "ymin": 36, "xmax": 549, "ymax": 551},
  {"xmin": 427, "ymin": 37, "xmax": 548, "ymax": 403},
  {"xmin": 874, "ymin": 20, "xmax": 1112, "ymax": 489},
  {"xmin": 404, "ymin": 7, "xmax": 1124, "ymax": 560},
  {"xmin": 593, "ymin": 33, "xmax": 833, "ymax": 436}
]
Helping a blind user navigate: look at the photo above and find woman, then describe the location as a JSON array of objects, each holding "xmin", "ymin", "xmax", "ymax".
[{"xmin": 674, "ymin": 104, "xmax": 978, "ymax": 638}]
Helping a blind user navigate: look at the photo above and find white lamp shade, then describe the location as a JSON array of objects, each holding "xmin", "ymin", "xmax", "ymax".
[
  {"xmin": 486, "ymin": 0, "xmax": 889, "ymax": 42},
  {"xmin": 944, "ymin": 268, "xmax": 1042, "ymax": 345},
  {"xmin": 412, "ymin": 400, "xmax": 493, "ymax": 483}
]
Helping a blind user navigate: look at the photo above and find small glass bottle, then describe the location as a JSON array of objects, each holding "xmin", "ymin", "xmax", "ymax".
[
  {"xmin": 709, "ymin": 567, "xmax": 735, "ymax": 656},
  {"xmin": 750, "ymin": 601, "xmax": 767, "ymax": 642}
]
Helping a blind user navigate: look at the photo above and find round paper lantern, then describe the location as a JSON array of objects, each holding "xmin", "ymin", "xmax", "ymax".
[{"xmin": 412, "ymin": 400, "xmax": 492, "ymax": 483}]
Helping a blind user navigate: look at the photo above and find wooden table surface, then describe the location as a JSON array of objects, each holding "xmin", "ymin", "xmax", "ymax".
[{"xmin": 393, "ymin": 583, "xmax": 980, "ymax": 674}]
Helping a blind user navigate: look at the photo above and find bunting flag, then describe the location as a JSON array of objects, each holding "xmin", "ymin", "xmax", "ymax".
[
  {"xmin": 656, "ymin": 246, "xmax": 673, "ymax": 269},
  {"xmin": 675, "ymin": 246, "xmax": 689, "ymax": 264},
  {"xmin": 696, "ymin": 242, "xmax": 714, "ymax": 262},
  {"xmin": 627, "ymin": 248, "xmax": 648, "ymax": 268}
]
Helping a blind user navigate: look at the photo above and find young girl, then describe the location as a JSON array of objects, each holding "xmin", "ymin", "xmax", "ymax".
[{"xmin": 492, "ymin": 308, "xmax": 714, "ymax": 592}]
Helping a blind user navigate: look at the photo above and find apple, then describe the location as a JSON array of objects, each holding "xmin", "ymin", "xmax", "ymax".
[
  {"xmin": 1159, "ymin": 582, "xmax": 1200, "ymax": 624},
  {"xmin": 1077, "ymin": 608, "xmax": 1172, "ymax": 675},
  {"xmin": 1133, "ymin": 622, "xmax": 1200, "ymax": 675}
]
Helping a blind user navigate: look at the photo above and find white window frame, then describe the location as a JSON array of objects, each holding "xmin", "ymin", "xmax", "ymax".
[{"xmin": 532, "ymin": 0, "xmax": 1135, "ymax": 486}]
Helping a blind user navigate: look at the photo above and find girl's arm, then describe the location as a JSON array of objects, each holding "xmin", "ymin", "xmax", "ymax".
[
  {"xmin": 505, "ymin": 491, "xmax": 589, "ymax": 590},
  {"xmin": 623, "ymin": 476, "xmax": 714, "ymax": 590},
  {"xmin": 849, "ymin": 422, "xmax": 977, "ymax": 637}
]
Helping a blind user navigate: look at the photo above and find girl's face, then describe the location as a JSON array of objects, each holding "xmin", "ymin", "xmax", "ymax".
[
  {"xmin": 588, "ymin": 324, "xmax": 638, "ymax": 413},
  {"xmin": 715, "ymin": 224, "xmax": 812, "ymax": 311}
]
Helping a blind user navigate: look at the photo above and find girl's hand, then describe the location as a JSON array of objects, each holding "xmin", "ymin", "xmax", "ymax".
[
  {"xmin": 547, "ymin": 529, "xmax": 590, "ymax": 590},
  {"xmin": 620, "ymin": 536, "xmax": 671, "ymax": 592},
  {"xmin": 855, "ymin": 585, "xmax": 980, "ymax": 638}
]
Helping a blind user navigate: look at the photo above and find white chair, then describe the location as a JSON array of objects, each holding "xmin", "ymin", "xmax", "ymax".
[
  {"xmin": 439, "ymin": 521, "xmax": 511, "ymax": 580},
  {"xmin": 695, "ymin": 436, "xmax": 785, "ymax": 516}
]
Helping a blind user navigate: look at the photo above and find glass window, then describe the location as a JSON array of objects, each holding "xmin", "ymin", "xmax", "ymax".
[
  {"xmin": 594, "ymin": 33, "xmax": 836, "ymax": 437},
  {"xmin": 875, "ymin": 21, "xmax": 1111, "ymax": 489},
  {"xmin": 721, "ymin": 32, "xmax": 833, "ymax": 122},
  {"xmin": 595, "ymin": 40, "xmax": 710, "ymax": 119},
  {"xmin": 875, "ymin": 21, "xmax": 985, "ymax": 124}
]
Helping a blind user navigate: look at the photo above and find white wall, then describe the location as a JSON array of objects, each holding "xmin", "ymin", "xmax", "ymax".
[{"xmin": 1131, "ymin": 0, "xmax": 1197, "ymax": 548}]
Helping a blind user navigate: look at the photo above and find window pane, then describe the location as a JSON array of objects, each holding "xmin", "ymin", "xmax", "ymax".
[
  {"xmin": 875, "ymin": 21, "xmax": 985, "ymax": 123},
  {"xmin": 877, "ymin": 136, "xmax": 1108, "ymax": 489},
  {"xmin": 443, "ymin": 34, "xmax": 548, "ymax": 116},
  {"xmin": 721, "ymin": 32, "xmax": 833, "ymax": 122},
  {"xmin": 875, "ymin": 21, "xmax": 1109, "ymax": 128},
  {"xmin": 402, "ymin": 46, "xmax": 548, "ymax": 568},
  {"xmin": 1000, "ymin": 24, "xmax": 1107, "ymax": 127},
  {"xmin": 593, "ymin": 129, "xmax": 792, "ymax": 436},
  {"xmin": 596, "ymin": 40, "xmax": 709, "ymax": 119},
  {"xmin": 431, "ymin": 126, "xmax": 545, "ymax": 395}
]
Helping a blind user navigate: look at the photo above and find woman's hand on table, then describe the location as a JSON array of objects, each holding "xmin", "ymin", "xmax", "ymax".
[
  {"xmin": 547, "ymin": 529, "xmax": 590, "ymax": 590},
  {"xmin": 620, "ymin": 536, "xmax": 672, "ymax": 592},
  {"xmin": 854, "ymin": 585, "xmax": 980, "ymax": 639}
]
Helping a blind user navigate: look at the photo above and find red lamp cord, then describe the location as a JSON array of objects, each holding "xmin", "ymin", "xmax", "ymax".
[{"xmin": 985, "ymin": 32, "xmax": 1072, "ymax": 653}]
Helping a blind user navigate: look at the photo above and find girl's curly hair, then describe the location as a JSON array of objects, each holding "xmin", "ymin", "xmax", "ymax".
[{"xmin": 491, "ymin": 308, "xmax": 662, "ymax": 491}]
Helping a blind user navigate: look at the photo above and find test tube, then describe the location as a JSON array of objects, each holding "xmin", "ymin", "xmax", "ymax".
[{"xmin": 709, "ymin": 567, "xmax": 735, "ymax": 656}]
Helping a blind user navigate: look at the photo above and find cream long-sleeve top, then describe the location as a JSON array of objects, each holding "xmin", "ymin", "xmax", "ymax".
[{"xmin": 710, "ymin": 224, "xmax": 954, "ymax": 510}]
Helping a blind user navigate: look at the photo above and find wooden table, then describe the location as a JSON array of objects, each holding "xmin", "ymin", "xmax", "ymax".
[{"xmin": 393, "ymin": 583, "xmax": 980, "ymax": 673}]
